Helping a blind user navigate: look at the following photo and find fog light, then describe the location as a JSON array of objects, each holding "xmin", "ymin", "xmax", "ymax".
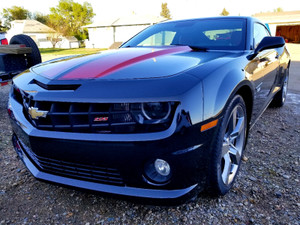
[
  {"xmin": 144, "ymin": 158, "xmax": 171, "ymax": 185},
  {"xmin": 154, "ymin": 159, "xmax": 170, "ymax": 176}
]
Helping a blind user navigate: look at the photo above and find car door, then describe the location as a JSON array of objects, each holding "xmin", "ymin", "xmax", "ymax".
[{"xmin": 247, "ymin": 22, "xmax": 280, "ymax": 121}]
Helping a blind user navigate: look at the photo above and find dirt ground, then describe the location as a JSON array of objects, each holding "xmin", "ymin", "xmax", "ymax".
[
  {"xmin": 287, "ymin": 43, "xmax": 300, "ymax": 61},
  {"xmin": 0, "ymin": 45, "xmax": 299, "ymax": 224},
  {"xmin": 287, "ymin": 44, "xmax": 300, "ymax": 93}
]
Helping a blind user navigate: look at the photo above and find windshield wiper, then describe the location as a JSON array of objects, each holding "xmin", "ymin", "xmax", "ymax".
[{"xmin": 171, "ymin": 44, "xmax": 207, "ymax": 51}]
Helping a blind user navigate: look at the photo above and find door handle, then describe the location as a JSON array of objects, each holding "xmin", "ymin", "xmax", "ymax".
[{"xmin": 259, "ymin": 57, "xmax": 268, "ymax": 62}]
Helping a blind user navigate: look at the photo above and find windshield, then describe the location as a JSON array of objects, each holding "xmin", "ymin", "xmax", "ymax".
[{"xmin": 122, "ymin": 18, "xmax": 247, "ymax": 50}]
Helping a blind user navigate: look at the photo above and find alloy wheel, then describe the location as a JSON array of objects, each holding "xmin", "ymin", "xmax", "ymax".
[
  {"xmin": 221, "ymin": 105, "xmax": 246, "ymax": 185},
  {"xmin": 282, "ymin": 75, "xmax": 288, "ymax": 103}
]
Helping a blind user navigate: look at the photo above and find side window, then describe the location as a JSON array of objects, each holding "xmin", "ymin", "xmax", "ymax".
[{"xmin": 253, "ymin": 23, "xmax": 270, "ymax": 48}]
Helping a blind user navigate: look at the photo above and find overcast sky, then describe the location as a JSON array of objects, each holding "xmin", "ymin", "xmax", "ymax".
[{"xmin": 0, "ymin": 0, "xmax": 298, "ymax": 22}]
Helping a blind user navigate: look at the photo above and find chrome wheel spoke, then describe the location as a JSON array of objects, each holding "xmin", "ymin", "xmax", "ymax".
[
  {"xmin": 230, "ymin": 164, "xmax": 238, "ymax": 180},
  {"xmin": 230, "ymin": 116, "xmax": 245, "ymax": 141},
  {"xmin": 228, "ymin": 107, "xmax": 237, "ymax": 134},
  {"xmin": 282, "ymin": 76, "xmax": 288, "ymax": 101},
  {"xmin": 229, "ymin": 145, "xmax": 241, "ymax": 165},
  {"xmin": 222, "ymin": 138, "xmax": 230, "ymax": 157},
  {"xmin": 222, "ymin": 153, "xmax": 232, "ymax": 185}
]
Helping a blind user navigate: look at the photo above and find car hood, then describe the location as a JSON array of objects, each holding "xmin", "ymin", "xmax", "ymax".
[{"xmin": 31, "ymin": 46, "xmax": 235, "ymax": 81}]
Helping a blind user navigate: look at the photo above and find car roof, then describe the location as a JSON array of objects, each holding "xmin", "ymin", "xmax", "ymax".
[{"xmin": 160, "ymin": 16, "xmax": 262, "ymax": 25}]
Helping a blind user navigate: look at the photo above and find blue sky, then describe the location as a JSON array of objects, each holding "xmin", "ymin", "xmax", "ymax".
[{"xmin": 0, "ymin": 0, "xmax": 298, "ymax": 22}]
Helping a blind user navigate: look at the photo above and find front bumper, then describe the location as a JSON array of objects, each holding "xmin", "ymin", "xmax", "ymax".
[
  {"xmin": 8, "ymin": 93, "xmax": 218, "ymax": 200},
  {"xmin": 12, "ymin": 134, "xmax": 197, "ymax": 199}
]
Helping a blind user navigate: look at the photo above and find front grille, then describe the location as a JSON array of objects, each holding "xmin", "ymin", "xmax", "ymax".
[
  {"xmin": 15, "ymin": 136, "xmax": 124, "ymax": 186},
  {"xmin": 12, "ymin": 86, "xmax": 175, "ymax": 133}
]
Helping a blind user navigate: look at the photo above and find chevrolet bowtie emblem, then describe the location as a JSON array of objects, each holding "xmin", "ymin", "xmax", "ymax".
[{"xmin": 28, "ymin": 107, "xmax": 48, "ymax": 119}]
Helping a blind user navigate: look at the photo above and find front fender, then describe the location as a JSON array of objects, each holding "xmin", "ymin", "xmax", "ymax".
[{"xmin": 201, "ymin": 66, "xmax": 254, "ymax": 121}]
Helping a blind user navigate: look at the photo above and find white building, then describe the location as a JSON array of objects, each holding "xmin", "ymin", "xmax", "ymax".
[
  {"xmin": 56, "ymin": 36, "xmax": 80, "ymax": 49},
  {"xmin": 84, "ymin": 14, "xmax": 168, "ymax": 49},
  {"xmin": 7, "ymin": 20, "xmax": 79, "ymax": 48},
  {"xmin": 254, "ymin": 11, "xmax": 300, "ymax": 43}
]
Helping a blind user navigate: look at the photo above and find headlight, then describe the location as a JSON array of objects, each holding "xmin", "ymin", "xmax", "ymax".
[
  {"xmin": 142, "ymin": 102, "xmax": 171, "ymax": 120},
  {"xmin": 111, "ymin": 102, "xmax": 177, "ymax": 132}
]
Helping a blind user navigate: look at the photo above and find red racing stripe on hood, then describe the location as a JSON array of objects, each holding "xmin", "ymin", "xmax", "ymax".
[
  {"xmin": 33, "ymin": 54, "xmax": 101, "ymax": 79},
  {"xmin": 59, "ymin": 46, "xmax": 191, "ymax": 80}
]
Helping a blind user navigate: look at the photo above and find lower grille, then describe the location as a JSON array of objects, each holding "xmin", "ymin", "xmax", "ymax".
[{"xmin": 16, "ymin": 137, "xmax": 124, "ymax": 186}]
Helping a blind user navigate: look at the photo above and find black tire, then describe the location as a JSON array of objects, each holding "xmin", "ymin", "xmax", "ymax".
[
  {"xmin": 9, "ymin": 34, "xmax": 42, "ymax": 67},
  {"xmin": 208, "ymin": 95, "xmax": 247, "ymax": 196},
  {"xmin": 270, "ymin": 69, "xmax": 289, "ymax": 107}
]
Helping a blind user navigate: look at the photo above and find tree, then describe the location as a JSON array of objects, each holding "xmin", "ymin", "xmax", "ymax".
[
  {"xmin": 220, "ymin": 8, "xmax": 229, "ymax": 16},
  {"xmin": 0, "ymin": 21, "xmax": 7, "ymax": 32},
  {"xmin": 160, "ymin": 3, "xmax": 171, "ymax": 20},
  {"xmin": 1, "ymin": 6, "xmax": 31, "ymax": 29},
  {"xmin": 274, "ymin": 7, "xmax": 283, "ymax": 12},
  {"xmin": 48, "ymin": 0, "xmax": 95, "ymax": 41},
  {"xmin": 32, "ymin": 13, "xmax": 50, "ymax": 25},
  {"xmin": 47, "ymin": 32, "xmax": 62, "ymax": 48}
]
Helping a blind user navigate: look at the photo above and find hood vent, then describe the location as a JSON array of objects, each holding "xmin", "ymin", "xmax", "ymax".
[{"xmin": 32, "ymin": 79, "xmax": 80, "ymax": 91}]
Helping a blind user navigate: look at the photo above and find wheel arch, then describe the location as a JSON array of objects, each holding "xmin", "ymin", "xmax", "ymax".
[
  {"xmin": 233, "ymin": 83, "xmax": 254, "ymax": 127},
  {"xmin": 202, "ymin": 68, "xmax": 254, "ymax": 126}
]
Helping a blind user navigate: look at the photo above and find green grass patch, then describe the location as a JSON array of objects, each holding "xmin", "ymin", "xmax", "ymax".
[
  {"xmin": 40, "ymin": 48, "xmax": 108, "ymax": 62},
  {"xmin": 40, "ymin": 48, "xmax": 106, "ymax": 55}
]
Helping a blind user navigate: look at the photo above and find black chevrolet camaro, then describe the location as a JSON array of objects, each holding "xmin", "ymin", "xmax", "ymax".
[{"xmin": 8, "ymin": 17, "xmax": 290, "ymax": 202}]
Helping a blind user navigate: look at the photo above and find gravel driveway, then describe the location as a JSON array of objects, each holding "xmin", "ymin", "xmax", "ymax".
[{"xmin": 1, "ymin": 84, "xmax": 299, "ymax": 223}]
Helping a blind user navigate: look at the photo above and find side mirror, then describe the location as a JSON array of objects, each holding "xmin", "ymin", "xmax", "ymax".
[
  {"xmin": 254, "ymin": 36, "xmax": 285, "ymax": 54},
  {"xmin": 248, "ymin": 36, "xmax": 285, "ymax": 60}
]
